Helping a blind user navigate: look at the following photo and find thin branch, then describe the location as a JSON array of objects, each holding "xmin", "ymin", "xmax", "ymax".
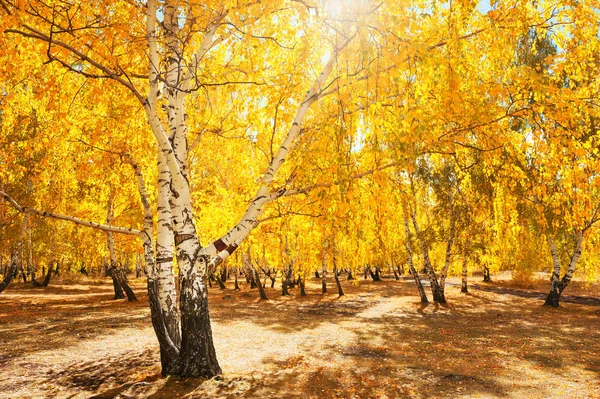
[
  {"xmin": 0, "ymin": 190, "xmax": 141, "ymax": 236},
  {"xmin": 279, "ymin": 161, "xmax": 399, "ymax": 198}
]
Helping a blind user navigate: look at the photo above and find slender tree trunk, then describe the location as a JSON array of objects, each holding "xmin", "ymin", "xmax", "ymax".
[
  {"xmin": 347, "ymin": 270, "xmax": 354, "ymax": 280},
  {"xmin": 333, "ymin": 252, "xmax": 344, "ymax": 297},
  {"xmin": 437, "ymin": 209, "xmax": 456, "ymax": 304},
  {"xmin": 321, "ymin": 241, "xmax": 327, "ymax": 294},
  {"xmin": 368, "ymin": 267, "xmax": 381, "ymax": 281},
  {"xmin": 411, "ymin": 211, "xmax": 445, "ymax": 303},
  {"xmin": 483, "ymin": 266, "xmax": 491, "ymax": 282},
  {"xmin": 254, "ymin": 267, "xmax": 268, "ymax": 300},
  {"xmin": 41, "ymin": 261, "xmax": 53, "ymax": 287},
  {"xmin": 0, "ymin": 255, "xmax": 17, "ymax": 294},
  {"xmin": 220, "ymin": 266, "xmax": 227, "ymax": 283},
  {"xmin": 234, "ymin": 268, "xmax": 240, "ymax": 290},
  {"xmin": 79, "ymin": 262, "xmax": 88, "ymax": 276},
  {"xmin": 403, "ymin": 216, "xmax": 428, "ymax": 304},
  {"xmin": 299, "ymin": 276, "xmax": 307, "ymax": 296},
  {"xmin": 461, "ymin": 238, "xmax": 470, "ymax": 294},
  {"xmin": 544, "ymin": 232, "xmax": 583, "ymax": 307},
  {"xmin": 106, "ymin": 197, "xmax": 125, "ymax": 299},
  {"xmin": 281, "ymin": 263, "xmax": 293, "ymax": 296},
  {"xmin": 135, "ymin": 253, "xmax": 143, "ymax": 278},
  {"xmin": 215, "ymin": 274, "xmax": 226, "ymax": 290},
  {"xmin": 243, "ymin": 255, "xmax": 267, "ymax": 300}
]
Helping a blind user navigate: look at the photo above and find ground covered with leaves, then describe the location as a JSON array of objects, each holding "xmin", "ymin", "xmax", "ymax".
[{"xmin": 0, "ymin": 274, "xmax": 598, "ymax": 399}]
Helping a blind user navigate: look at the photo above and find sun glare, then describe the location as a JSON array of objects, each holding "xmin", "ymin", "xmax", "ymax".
[{"xmin": 326, "ymin": 0, "xmax": 367, "ymax": 19}]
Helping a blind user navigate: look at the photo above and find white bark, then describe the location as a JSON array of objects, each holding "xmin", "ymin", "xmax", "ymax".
[
  {"xmin": 156, "ymin": 148, "xmax": 178, "ymax": 323},
  {"xmin": 439, "ymin": 200, "xmax": 455, "ymax": 290},
  {"xmin": 546, "ymin": 234, "xmax": 561, "ymax": 284},
  {"xmin": 106, "ymin": 196, "xmax": 118, "ymax": 268},
  {"xmin": 564, "ymin": 230, "xmax": 583, "ymax": 281}
]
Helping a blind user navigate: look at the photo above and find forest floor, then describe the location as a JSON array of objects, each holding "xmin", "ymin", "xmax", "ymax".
[{"xmin": 0, "ymin": 273, "xmax": 599, "ymax": 399}]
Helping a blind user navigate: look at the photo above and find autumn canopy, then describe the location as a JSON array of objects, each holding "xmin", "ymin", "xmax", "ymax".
[{"xmin": 0, "ymin": 0, "xmax": 599, "ymax": 379}]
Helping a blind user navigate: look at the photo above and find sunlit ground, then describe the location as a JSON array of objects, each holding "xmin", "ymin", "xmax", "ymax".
[{"xmin": 0, "ymin": 274, "xmax": 598, "ymax": 399}]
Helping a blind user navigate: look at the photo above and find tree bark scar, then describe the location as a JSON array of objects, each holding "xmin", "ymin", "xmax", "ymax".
[
  {"xmin": 175, "ymin": 233, "xmax": 195, "ymax": 246},
  {"xmin": 157, "ymin": 257, "xmax": 174, "ymax": 264},
  {"xmin": 214, "ymin": 239, "xmax": 227, "ymax": 252},
  {"xmin": 226, "ymin": 243, "xmax": 238, "ymax": 255}
]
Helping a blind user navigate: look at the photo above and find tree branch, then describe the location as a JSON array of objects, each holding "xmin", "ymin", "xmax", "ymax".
[{"xmin": 0, "ymin": 191, "xmax": 141, "ymax": 236}]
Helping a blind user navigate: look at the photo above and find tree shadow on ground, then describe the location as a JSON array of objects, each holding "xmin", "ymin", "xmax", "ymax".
[
  {"xmin": 470, "ymin": 283, "xmax": 600, "ymax": 306},
  {"xmin": 2, "ymin": 277, "xmax": 600, "ymax": 398}
]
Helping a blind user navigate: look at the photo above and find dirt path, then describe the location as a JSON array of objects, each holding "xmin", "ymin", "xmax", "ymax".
[{"xmin": 0, "ymin": 277, "xmax": 599, "ymax": 398}]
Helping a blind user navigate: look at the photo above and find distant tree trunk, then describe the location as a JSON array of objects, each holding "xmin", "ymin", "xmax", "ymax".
[
  {"xmin": 315, "ymin": 271, "xmax": 320, "ymax": 278},
  {"xmin": 220, "ymin": 265, "xmax": 227, "ymax": 283},
  {"xmin": 403, "ymin": 212, "xmax": 428, "ymax": 304},
  {"xmin": 79, "ymin": 262, "xmax": 88, "ymax": 276},
  {"xmin": 411, "ymin": 211, "xmax": 445, "ymax": 304},
  {"xmin": 333, "ymin": 252, "xmax": 344, "ymax": 297},
  {"xmin": 110, "ymin": 267, "xmax": 125, "ymax": 299},
  {"xmin": 41, "ymin": 262, "xmax": 53, "ymax": 287},
  {"xmin": 437, "ymin": 208, "xmax": 456, "ymax": 304},
  {"xmin": 20, "ymin": 265, "xmax": 27, "ymax": 283},
  {"xmin": 347, "ymin": 270, "xmax": 354, "ymax": 280},
  {"xmin": 106, "ymin": 197, "xmax": 136, "ymax": 301},
  {"xmin": 544, "ymin": 232, "xmax": 583, "ymax": 307},
  {"xmin": 299, "ymin": 276, "xmax": 307, "ymax": 296},
  {"xmin": 368, "ymin": 267, "xmax": 381, "ymax": 281},
  {"xmin": 244, "ymin": 260, "xmax": 268, "ymax": 301},
  {"xmin": 54, "ymin": 260, "xmax": 61, "ymax": 276},
  {"xmin": 103, "ymin": 255, "xmax": 110, "ymax": 277},
  {"xmin": 281, "ymin": 278, "xmax": 291, "ymax": 296},
  {"xmin": 135, "ymin": 253, "xmax": 143, "ymax": 278},
  {"xmin": 234, "ymin": 268, "xmax": 240, "ymax": 290},
  {"xmin": 214, "ymin": 274, "xmax": 226, "ymax": 290},
  {"xmin": 461, "ymin": 238, "xmax": 470, "ymax": 294},
  {"xmin": 115, "ymin": 268, "xmax": 138, "ymax": 301},
  {"xmin": 262, "ymin": 267, "xmax": 276, "ymax": 288},
  {"xmin": 483, "ymin": 266, "xmax": 491, "ymax": 282},
  {"xmin": 0, "ymin": 255, "xmax": 18, "ymax": 294},
  {"xmin": 321, "ymin": 241, "xmax": 327, "ymax": 294},
  {"xmin": 393, "ymin": 265, "xmax": 399, "ymax": 280},
  {"xmin": 281, "ymin": 263, "xmax": 293, "ymax": 296},
  {"xmin": 27, "ymin": 213, "xmax": 35, "ymax": 279}
]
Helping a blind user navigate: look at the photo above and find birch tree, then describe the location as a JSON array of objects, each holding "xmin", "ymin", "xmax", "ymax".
[{"xmin": 0, "ymin": 0, "xmax": 372, "ymax": 377}]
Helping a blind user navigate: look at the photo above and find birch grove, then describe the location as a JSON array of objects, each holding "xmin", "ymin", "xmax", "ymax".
[{"xmin": 1, "ymin": 0, "xmax": 600, "ymax": 381}]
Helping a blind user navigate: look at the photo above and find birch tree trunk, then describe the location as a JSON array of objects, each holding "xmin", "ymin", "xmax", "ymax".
[
  {"xmin": 544, "ymin": 231, "xmax": 583, "ymax": 307},
  {"xmin": 411, "ymin": 211, "xmax": 445, "ymax": 303},
  {"xmin": 461, "ymin": 237, "xmax": 470, "ymax": 294},
  {"xmin": 437, "ymin": 203, "xmax": 456, "ymax": 303},
  {"xmin": 333, "ymin": 247, "xmax": 344, "ymax": 297},
  {"xmin": 106, "ymin": 197, "xmax": 125, "ymax": 300},
  {"xmin": 403, "ymin": 215, "xmax": 429, "ymax": 304},
  {"xmin": 321, "ymin": 241, "xmax": 327, "ymax": 294}
]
